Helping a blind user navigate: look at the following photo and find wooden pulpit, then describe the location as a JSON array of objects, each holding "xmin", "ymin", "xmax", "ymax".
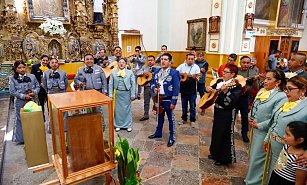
[{"xmin": 45, "ymin": 90, "xmax": 116, "ymax": 184}]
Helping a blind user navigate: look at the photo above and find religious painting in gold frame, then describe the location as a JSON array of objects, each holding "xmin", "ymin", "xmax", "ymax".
[
  {"xmin": 209, "ymin": 16, "xmax": 220, "ymax": 34},
  {"xmin": 26, "ymin": 0, "xmax": 70, "ymax": 22},
  {"xmin": 244, "ymin": 13, "xmax": 254, "ymax": 31},
  {"xmin": 187, "ymin": 18, "xmax": 207, "ymax": 50}
]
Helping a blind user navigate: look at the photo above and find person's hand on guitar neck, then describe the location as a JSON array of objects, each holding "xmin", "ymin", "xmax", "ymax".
[{"xmin": 205, "ymin": 86, "xmax": 213, "ymax": 93}]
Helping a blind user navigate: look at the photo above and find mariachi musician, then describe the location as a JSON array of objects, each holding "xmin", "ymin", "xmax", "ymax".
[
  {"xmin": 136, "ymin": 55, "xmax": 157, "ymax": 121},
  {"xmin": 176, "ymin": 53, "xmax": 200, "ymax": 128},
  {"xmin": 206, "ymin": 64, "xmax": 242, "ymax": 165},
  {"xmin": 42, "ymin": 58, "xmax": 68, "ymax": 133},
  {"xmin": 31, "ymin": 54, "xmax": 50, "ymax": 122},
  {"xmin": 236, "ymin": 56, "xmax": 259, "ymax": 143},
  {"xmin": 148, "ymin": 53, "xmax": 180, "ymax": 147},
  {"xmin": 129, "ymin": 46, "xmax": 146, "ymax": 99},
  {"xmin": 9, "ymin": 61, "xmax": 40, "ymax": 145}
]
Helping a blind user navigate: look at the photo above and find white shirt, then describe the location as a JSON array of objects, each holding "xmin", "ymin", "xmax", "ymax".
[
  {"xmin": 176, "ymin": 63, "xmax": 200, "ymax": 75},
  {"xmin": 94, "ymin": 0, "xmax": 103, "ymax": 12},
  {"xmin": 216, "ymin": 78, "xmax": 234, "ymax": 89},
  {"xmin": 157, "ymin": 68, "xmax": 170, "ymax": 95}
]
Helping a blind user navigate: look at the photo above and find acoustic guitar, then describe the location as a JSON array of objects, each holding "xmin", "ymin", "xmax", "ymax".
[
  {"xmin": 198, "ymin": 76, "xmax": 245, "ymax": 110},
  {"xmin": 137, "ymin": 73, "xmax": 152, "ymax": 86},
  {"xmin": 180, "ymin": 73, "xmax": 188, "ymax": 82},
  {"xmin": 181, "ymin": 73, "xmax": 202, "ymax": 82},
  {"xmin": 102, "ymin": 61, "xmax": 118, "ymax": 78}
]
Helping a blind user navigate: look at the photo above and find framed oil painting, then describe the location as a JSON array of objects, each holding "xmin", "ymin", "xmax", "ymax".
[
  {"xmin": 187, "ymin": 18, "xmax": 207, "ymax": 50},
  {"xmin": 27, "ymin": 0, "xmax": 70, "ymax": 22}
]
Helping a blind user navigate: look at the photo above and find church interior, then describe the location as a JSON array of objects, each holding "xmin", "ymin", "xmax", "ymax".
[{"xmin": 0, "ymin": 0, "xmax": 307, "ymax": 184}]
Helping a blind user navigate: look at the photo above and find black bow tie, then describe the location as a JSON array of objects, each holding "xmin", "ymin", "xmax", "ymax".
[
  {"xmin": 50, "ymin": 72, "xmax": 60, "ymax": 79},
  {"xmin": 84, "ymin": 67, "xmax": 93, "ymax": 73},
  {"xmin": 17, "ymin": 76, "xmax": 31, "ymax": 83}
]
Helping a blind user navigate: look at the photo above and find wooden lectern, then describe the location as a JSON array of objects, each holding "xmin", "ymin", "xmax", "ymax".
[{"xmin": 45, "ymin": 90, "xmax": 116, "ymax": 184}]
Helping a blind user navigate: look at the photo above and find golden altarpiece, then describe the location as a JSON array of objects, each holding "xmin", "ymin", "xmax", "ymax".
[{"xmin": 0, "ymin": 0, "xmax": 119, "ymax": 90}]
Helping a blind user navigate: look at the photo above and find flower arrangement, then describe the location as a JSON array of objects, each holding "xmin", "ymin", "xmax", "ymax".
[
  {"xmin": 39, "ymin": 18, "xmax": 67, "ymax": 36},
  {"xmin": 114, "ymin": 135, "xmax": 141, "ymax": 185}
]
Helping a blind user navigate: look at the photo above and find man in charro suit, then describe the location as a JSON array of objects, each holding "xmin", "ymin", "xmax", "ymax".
[
  {"xmin": 74, "ymin": 54, "xmax": 107, "ymax": 93},
  {"xmin": 31, "ymin": 54, "xmax": 50, "ymax": 121},
  {"xmin": 148, "ymin": 53, "xmax": 180, "ymax": 147},
  {"xmin": 136, "ymin": 55, "xmax": 157, "ymax": 121}
]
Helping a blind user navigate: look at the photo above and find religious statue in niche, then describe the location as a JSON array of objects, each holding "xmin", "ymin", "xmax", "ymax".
[
  {"xmin": 23, "ymin": 37, "xmax": 38, "ymax": 59},
  {"xmin": 209, "ymin": 16, "xmax": 220, "ymax": 33},
  {"xmin": 48, "ymin": 40, "xmax": 62, "ymax": 59},
  {"xmin": 69, "ymin": 37, "xmax": 80, "ymax": 60},
  {"xmin": 93, "ymin": 40, "xmax": 105, "ymax": 55},
  {"xmin": 245, "ymin": 13, "xmax": 254, "ymax": 31}
]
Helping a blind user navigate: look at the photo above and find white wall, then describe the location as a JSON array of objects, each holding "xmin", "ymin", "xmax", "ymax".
[
  {"xmin": 118, "ymin": 0, "xmax": 211, "ymax": 51},
  {"xmin": 299, "ymin": 22, "xmax": 307, "ymax": 51},
  {"xmin": 118, "ymin": 0, "xmax": 158, "ymax": 51}
]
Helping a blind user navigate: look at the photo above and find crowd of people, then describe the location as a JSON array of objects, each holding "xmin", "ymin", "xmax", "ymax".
[{"xmin": 8, "ymin": 45, "xmax": 307, "ymax": 184}]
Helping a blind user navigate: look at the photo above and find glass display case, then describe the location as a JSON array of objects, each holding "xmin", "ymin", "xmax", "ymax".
[{"xmin": 47, "ymin": 89, "xmax": 116, "ymax": 184}]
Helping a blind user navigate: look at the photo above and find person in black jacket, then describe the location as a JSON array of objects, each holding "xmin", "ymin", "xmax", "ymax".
[
  {"xmin": 31, "ymin": 54, "xmax": 50, "ymax": 121},
  {"xmin": 206, "ymin": 64, "xmax": 242, "ymax": 165}
]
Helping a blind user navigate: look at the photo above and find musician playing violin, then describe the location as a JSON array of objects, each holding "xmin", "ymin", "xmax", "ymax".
[
  {"xmin": 176, "ymin": 53, "xmax": 200, "ymax": 128},
  {"xmin": 237, "ymin": 56, "xmax": 259, "ymax": 143},
  {"xmin": 136, "ymin": 55, "xmax": 157, "ymax": 121},
  {"xmin": 148, "ymin": 53, "xmax": 180, "ymax": 147},
  {"xmin": 206, "ymin": 64, "xmax": 242, "ymax": 165}
]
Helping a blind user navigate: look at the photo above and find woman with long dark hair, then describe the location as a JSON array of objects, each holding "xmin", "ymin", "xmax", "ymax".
[
  {"xmin": 9, "ymin": 60, "xmax": 39, "ymax": 144},
  {"xmin": 245, "ymin": 70, "xmax": 287, "ymax": 185},
  {"xmin": 263, "ymin": 76, "xmax": 307, "ymax": 184}
]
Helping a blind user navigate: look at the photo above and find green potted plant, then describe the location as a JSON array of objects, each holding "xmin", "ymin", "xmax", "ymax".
[{"xmin": 114, "ymin": 135, "xmax": 141, "ymax": 185}]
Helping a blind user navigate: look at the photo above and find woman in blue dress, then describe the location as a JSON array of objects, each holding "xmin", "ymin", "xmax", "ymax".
[
  {"xmin": 245, "ymin": 70, "xmax": 287, "ymax": 185},
  {"xmin": 263, "ymin": 76, "xmax": 307, "ymax": 184},
  {"xmin": 109, "ymin": 58, "xmax": 136, "ymax": 132}
]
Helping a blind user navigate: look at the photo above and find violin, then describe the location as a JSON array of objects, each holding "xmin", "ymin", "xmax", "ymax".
[{"xmin": 152, "ymin": 95, "xmax": 163, "ymax": 114}]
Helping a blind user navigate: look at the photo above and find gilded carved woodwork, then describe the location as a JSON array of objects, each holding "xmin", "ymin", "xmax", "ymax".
[{"xmin": 0, "ymin": 0, "xmax": 119, "ymax": 64}]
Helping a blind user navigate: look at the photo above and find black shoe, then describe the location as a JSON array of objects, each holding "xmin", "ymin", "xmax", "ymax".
[
  {"xmin": 137, "ymin": 96, "xmax": 141, "ymax": 100},
  {"xmin": 167, "ymin": 139, "xmax": 175, "ymax": 147},
  {"xmin": 148, "ymin": 133, "xmax": 162, "ymax": 139},
  {"xmin": 242, "ymin": 134, "xmax": 250, "ymax": 143},
  {"xmin": 139, "ymin": 117, "xmax": 149, "ymax": 121},
  {"xmin": 208, "ymin": 155, "xmax": 214, "ymax": 160},
  {"xmin": 214, "ymin": 161, "xmax": 226, "ymax": 166},
  {"xmin": 14, "ymin": 141, "xmax": 24, "ymax": 145}
]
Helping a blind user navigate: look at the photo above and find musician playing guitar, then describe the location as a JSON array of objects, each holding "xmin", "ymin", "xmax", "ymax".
[
  {"xmin": 136, "ymin": 55, "xmax": 158, "ymax": 121},
  {"xmin": 176, "ymin": 53, "xmax": 200, "ymax": 128},
  {"xmin": 130, "ymin": 46, "xmax": 146, "ymax": 100},
  {"xmin": 206, "ymin": 64, "xmax": 242, "ymax": 165},
  {"xmin": 148, "ymin": 53, "xmax": 180, "ymax": 147},
  {"xmin": 236, "ymin": 56, "xmax": 259, "ymax": 143}
]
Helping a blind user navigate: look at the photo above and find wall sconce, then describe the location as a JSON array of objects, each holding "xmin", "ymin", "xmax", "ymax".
[{"xmin": 244, "ymin": 13, "xmax": 254, "ymax": 31}]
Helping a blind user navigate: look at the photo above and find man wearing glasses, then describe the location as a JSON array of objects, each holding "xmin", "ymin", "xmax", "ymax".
[{"xmin": 130, "ymin": 46, "xmax": 146, "ymax": 99}]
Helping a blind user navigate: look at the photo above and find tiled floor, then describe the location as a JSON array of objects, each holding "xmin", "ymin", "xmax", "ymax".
[{"xmin": 1, "ymin": 94, "xmax": 249, "ymax": 185}]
